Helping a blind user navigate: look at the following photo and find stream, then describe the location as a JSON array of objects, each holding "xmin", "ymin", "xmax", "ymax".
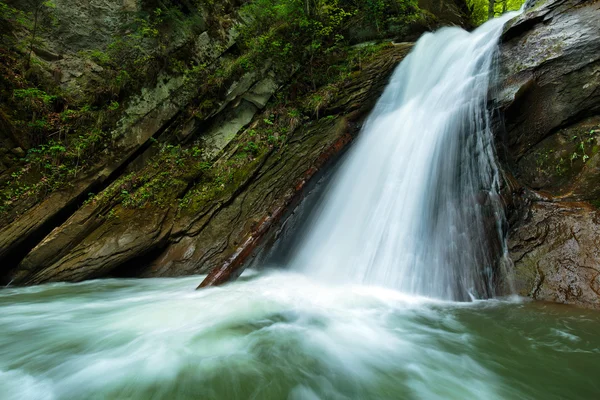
[
  {"xmin": 2, "ymin": 6, "xmax": 599, "ymax": 400},
  {"xmin": 1, "ymin": 271, "xmax": 599, "ymax": 399}
]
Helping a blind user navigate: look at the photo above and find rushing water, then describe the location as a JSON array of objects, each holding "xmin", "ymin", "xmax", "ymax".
[
  {"xmin": 289, "ymin": 13, "xmax": 519, "ymax": 301},
  {"xmin": 3, "ymin": 10, "xmax": 600, "ymax": 400},
  {"xmin": 1, "ymin": 272, "xmax": 599, "ymax": 400}
]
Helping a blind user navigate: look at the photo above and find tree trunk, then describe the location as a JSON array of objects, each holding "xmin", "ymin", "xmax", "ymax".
[
  {"xmin": 26, "ymin": 6, "xmax": 40, "ymax": 70},
  {"xmin": 488, "ymin": 0, "xmax": 495, "ymax": 19}
]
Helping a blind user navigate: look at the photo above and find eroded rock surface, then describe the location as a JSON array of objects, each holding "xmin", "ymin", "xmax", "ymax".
[
  {"xmin": 6, "ymin": 45, "xmax": 412, "ymax": 285},
  {"xmin": 496, "ymin": 0, "xmax": 600, "ymax": 308},
  {"xmin": 508, "ymin": 202, "xmax": 600, "ymax": 309},
  {"xmin": 2, "ymin": 0, "xmax": 465, "ymax": 287}
]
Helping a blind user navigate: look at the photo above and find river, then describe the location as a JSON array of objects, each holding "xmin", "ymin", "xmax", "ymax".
[
  {"xmin": 3, "ymin": 5, "xmax": 599, "ymax": 400},
  {"xmin": 1, "ymin": 271, "xmax": 599, "ymax": 399}
]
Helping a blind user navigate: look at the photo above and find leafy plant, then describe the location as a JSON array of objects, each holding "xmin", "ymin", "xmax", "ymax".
[
  {"xmin": 244, "ymin": 141, "xmax": 260, "ymax": 155},
  {"xmin": 13, "ymin": 88, "xmax": 56, "ymax": 105}
]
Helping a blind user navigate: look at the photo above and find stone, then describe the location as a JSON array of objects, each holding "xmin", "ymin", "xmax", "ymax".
[
  {"xmin": 4, "ymin": 45, "xmax": 412, "ymax": 285},
  {"xmin": 32, "ymin": 47, "xmax": 62, "ymax": 61},
  {"xmin": 10, "ymin": 147, "xmax": 25, "ymax": 157},
  {"xmin": 496, "ymin": 0, "xmax": 600, "ymax": 160},
  {"xmin": 495, "ymin": 0, "xmax": 600, "ymax": 308},
  {"xmin": 509, "ymin": 202, "xmax": 600, "ymax": 309}
]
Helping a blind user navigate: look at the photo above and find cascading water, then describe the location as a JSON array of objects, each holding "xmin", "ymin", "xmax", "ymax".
[
  {"xmin": 2, "ymin": 10, "xmax": 600, "ymax": 400},
  {"xmin": 288, "ymin": 14, "xmax": 518, "ymax": 301}
]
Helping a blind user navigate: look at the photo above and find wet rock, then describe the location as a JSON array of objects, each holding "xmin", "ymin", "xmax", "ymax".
[
  {"xmin": 496, "ymin": 0, "xmax": 600, "ymax": 161},
  {"xmin": 0, "ymin": 3, "xmax": 243, "ymax": 276},
  {"xmin": 24, "ymin": 207, "xmax": 175, "ymax": 284},
  {"xmin": 149, "ymin": 47, "xmax": 411, "ymax": 283},
  {"xmin": 0, "ymin": 174, "xmax": 106, "ymax": 279},
  {"xmin": 6, "ymin": 45, "xmax": 411, "ymax": 284},
  {"xmin": 508, "ymin": 202, "xmax": 600, "ymax": 309},
  {"xmin": 496, "ymin": 0, "xmax": 600, "ymax": 308},
  {"xmin": 515, "ymin": 116, "xmax": 600, "ymax": 200}
]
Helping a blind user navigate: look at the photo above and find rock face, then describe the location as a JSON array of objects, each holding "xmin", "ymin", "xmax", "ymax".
[
  {"xmin": 508, "ymin": 202, "xmax": 600, "ymax": 308},
  {"xmin": 5, "ymin": 0, "xmax": 598, "ymax": 312},
  {"xmin": 2, "ymin": 0, "xmax": 472, "ymax": 287},
  {"xmin": 2, "ymin": 43, "xmax": 412, "ymax": 285},
  {"xmin": 495, "ymin": 0, "xmax": 600, "ymax": 308}
]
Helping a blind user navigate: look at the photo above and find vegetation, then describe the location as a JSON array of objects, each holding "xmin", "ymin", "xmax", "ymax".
[
  {"xmin": 2, "ymin": 0, "xmax": 494, "ymax": 220},
  {"xmin": 468, "ymin": 0, "xmax": 524, "ymax": 25},
  {"xmin": 0, "ymin": 0, "xmax": 426, "ymax": 217},
  {"xmin": 237, "ymin": 0, "xmax": 419, "ymax": 75},
  {"xmin": 91, "ymin": 42, "xmax": 395, "ymax": 215},
  {"xmin": 532, "ymin": 121, "xmax": 599, "ymax": 183}
]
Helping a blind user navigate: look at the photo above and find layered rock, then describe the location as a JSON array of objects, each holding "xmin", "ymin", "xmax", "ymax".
[
  {"xmin": 4, "ymin": 44, "xmax": 412, "ymax": 284},
  {"xmin": 495, "ymin": 0, "xmax": 600, "ymax": 308},
  {"xmin": 0, "ymin": 0, "xmax": 290, "ymax": 281},
  {"xmin": 508, "ymin": 202, "xmax": 600, "ymax": 308},
  {"xmin": 9, "ymin": 0, "xmax": 598, "ymax": 311},
  {"xmin": 2, "ymin": 0, "xmax": 472, "ymax": 286}
]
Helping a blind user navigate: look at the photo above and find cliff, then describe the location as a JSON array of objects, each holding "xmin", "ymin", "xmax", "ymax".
[
  {"xmin": 495, "ymin": 0, "xmax": 600, "ymax": 308},
  {"xmin": 2, "ymin": 0, "xmax": 459, "ymax": 284},
  {"xmin": 5, "ymin": 0, "xmax": 598, "ymax": 311}
]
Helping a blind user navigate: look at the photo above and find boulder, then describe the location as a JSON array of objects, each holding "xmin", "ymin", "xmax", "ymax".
[{"xmin": 508, "ymin": 202, "xmax": 600, "ymax": 309}]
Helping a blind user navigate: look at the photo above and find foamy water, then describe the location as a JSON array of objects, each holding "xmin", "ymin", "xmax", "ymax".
[
  {"xmin": 1, "ymin": 271, "xmax": 599, "ymax": 399},
  {"xmin": 289, "ymin": 12, "xmax": 520, "ymax": 300}
]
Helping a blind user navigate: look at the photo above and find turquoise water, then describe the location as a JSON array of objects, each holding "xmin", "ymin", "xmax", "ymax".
[{"xmin": 1, "ymin": 270, "xmax": 599, "ymax": 399}]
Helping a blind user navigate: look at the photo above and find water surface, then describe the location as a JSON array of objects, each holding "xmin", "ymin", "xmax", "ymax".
[{"xmin": 1, "ymin": 271, "xmax": 599, "ymax": 400}]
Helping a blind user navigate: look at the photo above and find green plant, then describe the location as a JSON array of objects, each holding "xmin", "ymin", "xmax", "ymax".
[
  {"xmin": 0, "ymin": 2, "xmax": 28, "ymax": 31},
  {"xmin": 13, "ymin": 88, "xmax": 56, "ymax": 105},
  {"xmin": 467, "ymin": 0, "xmax": 525, "ymax": 25},
  {"xmin": 108, "ymin": 101, "xmax": 119, "ymax": 111},
  {"xmin": 81, "ymin": 49, "xmax": 111, "ymax": 65},
  {"xmin": 244, "ymin": 141, "xmax": 260, "ymax": 155}
]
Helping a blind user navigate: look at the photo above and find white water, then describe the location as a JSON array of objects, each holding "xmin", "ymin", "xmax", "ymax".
[
  {"xmin": 289, "ymin": 14, "xmax": 518, "ymax": 300},
  {"xmin": 2, "ymin": 272, "xmax": 599, "ymax": 400},
  {"xmin": 3, "ymin": 12, "xmax": 600, "ymax": 400}
]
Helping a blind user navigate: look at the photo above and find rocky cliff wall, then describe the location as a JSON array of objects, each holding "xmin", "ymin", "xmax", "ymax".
[
  {"xmin": 1, "ymin": 0, "xmax": 471, "ymax": 285},
  {"xmin": 7, "ymin": 44, "xmax": 413, "ymax": 285},
  {"xmin": 495, "ymin": 0, "xmax": 600, "ymax": 308}
]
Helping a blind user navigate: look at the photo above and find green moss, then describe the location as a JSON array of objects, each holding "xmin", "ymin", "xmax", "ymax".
[{"xmin": 532, "ymin": 121, "xmax": 600, "ymax": 183}]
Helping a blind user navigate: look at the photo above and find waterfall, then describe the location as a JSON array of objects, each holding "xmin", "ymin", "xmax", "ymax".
[{"xmin": 288, "ymin": 13, "xmax": 521, "ymax": 301}]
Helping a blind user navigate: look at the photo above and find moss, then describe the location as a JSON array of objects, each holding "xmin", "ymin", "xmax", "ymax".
[
  {"xmin": 521, "ymin": 118, "xmax": 600, "ymax": 192},
  {"xmin": 0, "ymin": 0, "xmax": 248, "ymax": 217},
  {"xmin": 177, "ymin": 43, "xmax": 394, "ymax": 216}
]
